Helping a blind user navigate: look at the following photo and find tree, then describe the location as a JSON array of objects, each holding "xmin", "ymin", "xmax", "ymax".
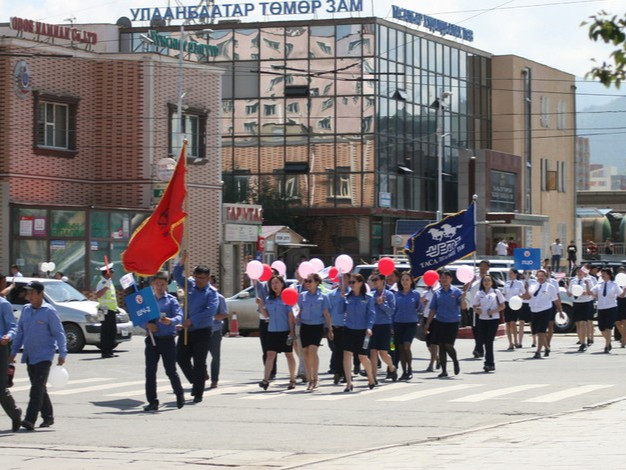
[{"xmin": 585, "ymin": 11, "xmax": 626, "ymax": 88}]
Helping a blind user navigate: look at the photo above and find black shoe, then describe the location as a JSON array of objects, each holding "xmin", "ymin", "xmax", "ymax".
[
  {"xmin": 39, "ymin": 418, "xmax": 54, "ymax": 428},
  {"xmin": 344, "ymin": 385, "xmax": 354, "ymax": 392},
  {"xmin": 516, "ymin": 344, "xmax": 522, "ymax": 348},
  {"xmin": 21, "ymin": 420, "xmax": 35, "ymax": 431},
  {"xmin": 472, "ymin": 351, "xmax": 480, "ymax": 359},
  {"xmin": 399, "ymin": 372, "xmax": 408, "ymax": 381},
  {"xmin": 544, "ymin": 349, "xmax": 550, "ymax": 357},
  {"xmin": 143, "ymin": 402, "xmax": 159, "ymax": 412},
  {"xmin": 438, "ymin": 371, "xmax": 449, "ymax": 378},
  {"xmin": 587, "ymin": 339, "xmax": 593, "ymax": 346},
  {"xmin": 359, "ymin": 370, "xmax": 367, "ymax": 377},
  {"xmin": 390, "ymin": 369, "xmax": 398, "ymax": 382},
  {"xmin": 483, "ymin": 365, "xmax": 490, "ymax": 373},
  {"xmin": 368, "ymin": 382, "xmax": 376, "ymax": 390},
  {"xmin": 578, "ymin": 344, "xmax": 587, "ymax": 352},
  {"xmin": 507, "ymin": 345, "xmax": 515, "ymax": 351},
  {"xmin": 609, "ymin": 343, "xmax": 612, "ymax": 351},
  {"xmin": 604, "ymin": 346, "xmax": 610, "ymax": 354},
  {"xmin": 425, "ymin": 365, "xmax": 434, "ymax": 372},
  {"xmin": 488, "ymin": 365, "xmax": 496, "ymax": 372},
  {"xmin": 453, "ymin": 361, "xmax": 460, "ymax": 376},
  {"xmin": 12, "ymin": 409, "xmax": 21, "ymax": 432},
  {"xmin": 193, "ymin": 396, "xmax": 203, "ymax": 403},
  {"xmin": 406, "ymin": 373, "xmax": 413, "ymax": 380},
  {"xmin": 533, "ymin": 352, "xmax": 541, "ymax": 359},
  {"xmin": 259, "ymin": 380, "xmax": 269, "ymax": 390},
  {"xmin": 531, "ymin": 343, "xmax": 536, "ymax": 348},
  {"xmin": 333, "ymin": 373, "xmax": 340, "ymax": 385},
  {"xmin": 353, "ymin": 367, "xmax": 360, "ymax": 375},
  {"xmin": 176, "ymin": 394, "xmax": 185, "ymax": 409}
]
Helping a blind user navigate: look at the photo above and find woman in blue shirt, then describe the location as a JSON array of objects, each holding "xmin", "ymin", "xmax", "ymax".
[
  {"xmin": 369, "ymin": 271, "xmax": 399, "ymax": 384},
  {"xmin": 394, "ymin": 272, "xmax": 421, "ymax": 381},
  {"xmin": 297, "ymin": 273, "xmax": 333, "ymax": 391},
  {"xmin": 343, "ymin": 274, "xmax": 376, "ymax": 391},
  {"xmin": 256, "ymin": 276, "xmax": 296, "ymax": 390},
  {"xmin": 327, "ymin": 273, "xmax": 349, "ymax": 385}
]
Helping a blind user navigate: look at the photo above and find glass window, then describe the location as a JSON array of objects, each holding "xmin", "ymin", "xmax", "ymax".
[
  {"xmin": 210, "ymin": 30, "xmax": 234, "ymax": 60},
  {"xmin": 379, "ymin": 26, "xmax": 388, "ymax": 60},
  {"xmin": 11, "ymin": 240, "xmax": 47, "ymax": 278},
  {"xmin": 336, "ymin": 24, "xmax": 361, "ymax": 57},
  {"xmin": 13, "ymin": 208, "xmax": 47, "ymax": 237},
  {"xmin": 90, "ymin": 211, "xmax": 109, "ymax": 238},
  {"xmin": 233, "ymin": 61, "xmax": 259, "ymax": 99},
  {"xmin": 327, "ymin": 167, "xmax": 352, "ymax": 200},
  {"xmin": 261, "ymin": 28, "xmax": 284, "ymax": 59},
  {"xmin": 50, "ymin": 240, "xmax": 86, "ymax": 287},
  {"xmin": 362, "ymin": 24, "xmax": 375, "ymax": 57},
  {"xmin": 34, "ymin": 95, "xmax": 78, "ymax": 154},
  {"xmin": 427, "ymin": 40, "xmax": 435, "ymax": 72},
  {"xmin": 388, "ymin": 28, "xmax": 397, "ymax": 62},
  {"xmin": 310, "ymin": 26, "xmax": 335, "ymax": 58},
  {"xmin": 170, "ymin": 110, "xmax": 206, "ymax": 159},
  {"xmin": 286, "ymin": 26, "xmax": 308, "ymax": 58},
  {"xmin": 234, "ymin": 29, "xmax": 259, "ymax": 60},
  {"xmin": 337, "ymin": 96, "xmax": 361, "ymax": 133},
  {"xmin": 51, "ymin": 210, "xmax": 85, "ymax": 238},
  {"xmin": 397, "ymin": 31, "xmax": 406, "ymax": 64}
]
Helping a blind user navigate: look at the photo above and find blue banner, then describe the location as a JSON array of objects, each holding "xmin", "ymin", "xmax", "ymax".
[
  {"xmin": 124, "ymin": 286, "xmax": 161, "ymax": 326},
  {"xmin": 513, "ymin": 248, "xmax": 541, "ymax": 270},
  {"xmin": 404, "ymin": 203, "xmax": 476, "ymax": 278}
]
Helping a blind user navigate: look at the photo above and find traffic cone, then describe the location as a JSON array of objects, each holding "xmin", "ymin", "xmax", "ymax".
[{"xmin": 229, "ymin": 312, "xmax": 240, "ymax": 337}]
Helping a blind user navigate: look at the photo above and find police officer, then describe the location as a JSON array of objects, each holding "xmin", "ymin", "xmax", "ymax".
[
  {"xmin": 143, "ymin": 272, "xmax": 185, "ymax": 411},
  {"xmin": 0, "ymin": 294, "xmax": 21, "ymax": 431},
  {"xmin": 95, "ymin": 263, "xmax": 119, "ymax": 358}
]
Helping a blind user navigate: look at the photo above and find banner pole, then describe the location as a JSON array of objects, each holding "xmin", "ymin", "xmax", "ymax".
[
  {"xmin": 182, "ymin": 140, "xmax": 189, "ymax": 347},
  {"xmin": 472, "ymin": 195, "xmax": 478, "ymax": 328}
]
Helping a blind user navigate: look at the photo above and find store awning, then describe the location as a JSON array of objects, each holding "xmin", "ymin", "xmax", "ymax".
[{"xmin": 485, "ymin": 212, "xmax": 549, "ymax": 227}]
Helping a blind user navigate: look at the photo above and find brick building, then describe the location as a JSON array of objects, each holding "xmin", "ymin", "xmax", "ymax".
[{"xmin": 0, "ymin": 22, "xmax": 222, "ymax": 290}]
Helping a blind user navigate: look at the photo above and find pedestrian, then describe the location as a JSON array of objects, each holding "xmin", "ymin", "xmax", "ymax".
[
  {"xmin": 566, "ymin": 240, "xmax": 577, "ymax": 272},
  {"xmin": 507, "ymin": 237, "xmax": 517, "ymax": 256},
  {"xmin": 173, "ymin": 252, "xmax": 219, "ymax": 403},
  {"xmin": 586, "ymin": 265, "xmax": 600, "ymax": 346},
  {"xmin": 550, "ymin": 238, "xmax": 563, "ymax": 272},
  {"xmin": 588, "ymin": 268, "xmax": 622, "ymax": 353},
  {"xmin": 503, "ymin": 269, "xmax": 525, "ymax": 349},
  {"xmin": 393, "ymin": 272, "xmax": 421, "ymax": 380},
  {"xmin": 616, "ymin": 268, "xmax": 626, "ymax": 349},
  {"xmin": 420, "ymin": 284, "xmax": 439, "ymax": 372},
  {"xmin": 253, "ymin": 278, "xmax": 277, "ymax": 380},
  {"xmin": 208, "ymin": 275, "xmax": 228, "ymax": 389},
  {"xmin": 342, "ymin": 274, "xmax": 375, "ymax": 392},
  {"xmin": 143, "ymin": 272, "xmax": 185, "ymax": 411},
  {"xmin": 297, "ymin": 273, "xmax": 333, "ymax": 391},
  {"xmin": 586, "ymin": 240, "xmax": 597, "ymax": 258},
  {"xmin": 467, "ymin": 260, "xmax": 490, "ymax": 359},
  {"xmin": 544, "ymin": 267, "xmax": 565, "ymax": 351},
  {"xmin": 518, "ymin": 271, "xmax": 536, "ymax": 348},
  {"xmin": 10, "ymin": 265, "xmax": 23, "ymax": 278},
  {"xmin": 95, "ymin": 263, "xmax": 119, "ymax": 359},
  {"xmin": 522, "ymin": 269, "xmax": 557, "ymax": 359},
  {"xmin": 425, "ymin": 270, "xmax": 467, "ymax": 378},
  {"xmin": 369, "ymin": 272, "xmax": 398, "ymax": 384},
  {"xmin": 567, "ymin": 267, "xmax": 594, "ymax": 352},
  {"xmin": 327, "ymin": 274, "xmax": 349, "ymax": 384},
  {"xmin": 9, "ymin": 280, "xmax": 67, "ymax": 430},
  {"xmin": 0, "ymin": 294, "xmax": 21, "ymax": 432},
  {"xmin": 472, "ymin": 275, "xmax": 505, "ymax": 372},
  {"xmin": 495, "ymin": 238, "xmax": 508, "ymax": 256},
  {"xmin": 256, "ymin": 276, "xmax": 296, "ymax": 390},
  {"xmin": 604, "ymin": 238, "xmax": 614, "ymax": 255}
]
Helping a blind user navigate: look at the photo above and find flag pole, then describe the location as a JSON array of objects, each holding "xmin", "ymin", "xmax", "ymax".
[
  {"xmin": 182, "ymin": 139, "xmax": 189, "ymax": 346},
  {"xmin": 472, "ymin": 195, "xmax": 478, "ymax": 328}
]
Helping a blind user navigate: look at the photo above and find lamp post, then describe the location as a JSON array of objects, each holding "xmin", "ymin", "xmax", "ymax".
[{"xmin": 431, "ymin": 91, "xmax": 452, "ymax": 222}]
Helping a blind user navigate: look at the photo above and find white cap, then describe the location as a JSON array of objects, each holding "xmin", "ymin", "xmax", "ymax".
[{"xmin": 99, "ymin": 263, "xmax": 115, "ymax": 272}]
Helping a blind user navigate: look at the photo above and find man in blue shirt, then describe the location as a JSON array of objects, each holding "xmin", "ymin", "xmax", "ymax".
[
  {"xmin": 208, "ymin": 275, "xmax": 228, "ymax": 389},
  {"xmin": 9, "ymin": 280, "xmax": 67, "ymax": 430},
  {"xmin": 143, "ymin": 272, "xmax": 185, "ymax": 411},
  {"xmin": 0, "ymin": 295, "xmax": 21, "ymax": 432},
  {"xmin": 173, "ymin": 252, "xmax": 219, "ymax": 403}
]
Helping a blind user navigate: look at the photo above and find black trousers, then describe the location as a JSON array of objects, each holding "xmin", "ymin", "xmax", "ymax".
[
  {"xmin": 177, "ymin": 328, "xmax": 211, "ymax": 399},
  {"xmin": 208, "ymin": 330, "xmax": 222, "ymax": 383},
  {"xmin": 472, "ymin": 315, "xmax": 484, "ymax": 355},
  {"xmin": 478, "ymin": 319, "xmax": 500, "ymax": 368},
  {"xmin": 329, "ymin": 326, "xmax": 345, "ymax": 378},
  {"xmin": 0, "ymin": 344, "xmax": 20, "ymax": 421},
  {"xmin": 259, "ymin": 320, "xmax": 276, "ymax": 377},
  {"xmin": 100, "ymin": 310, "xmax": 117, "ymax": 356},
  {"xmin": 25, "ymin": 361, "xmax": 52, "ymax": 424},
  {"xmin": 145, "ymin": 336, "xmax": 183, "ymax": 405}
]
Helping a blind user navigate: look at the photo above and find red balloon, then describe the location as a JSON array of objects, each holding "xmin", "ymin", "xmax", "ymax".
[
  {"xmin": 378, "ymin": 257, "xmax": 396, "ymax": 276},
  {"xmin": 328, "ymin": 267, "xmax": 339, "ymax": 279},
  {"xmin": 423, "ymin": 270, "xmax": 439, "ymax": 287},
  {"xmin": 259, "ymin": 264, "xmax": 273, "ymax": 282},
  {"xmin": 281, "ymin": 288, "xmax": 299, "ymax": 306}
]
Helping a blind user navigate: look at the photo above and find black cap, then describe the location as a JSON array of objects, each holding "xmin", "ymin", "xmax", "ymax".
[{"xmin": 24, "ymin": 280, "xmax": 44, "ymax": 293}]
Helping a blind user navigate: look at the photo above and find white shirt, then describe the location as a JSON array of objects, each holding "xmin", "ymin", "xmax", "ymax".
[
  {"xmin": 421, "ymin": 288, "xmax": 435, "ymax": 318},
  {"xmin": 495, "ymin": 241, "xmax": 508, "ymax": 256},
  {"xmin": 567, "ymin": 276, "xmax": 594, "ymax": 303},
  {"xmin": 551, "ymin": 242, "xmax": 563, "ymax": 256},
  {"xmin": 522, "ymin": 278, "xmax": 537, "ymax": 304},
  {"xmin": 473, "ymin": 288, "xmax": 505, "ymax": 320},
  {"xmin": 528, "ymin": 282, "xmax": 558, "ymax": 312},
  {"xmin": 592, "ymin": 281, "xmax": 623, "ymax": 310},
  {"xmin": 503, "ymin": 279, "xmax": 525, "ymax": 301}
]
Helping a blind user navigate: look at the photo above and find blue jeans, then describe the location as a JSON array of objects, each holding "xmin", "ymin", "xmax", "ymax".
[
  {"xmin": 551, "ymin": 255, "xmax": 561, "ymax": 272},
  {"xmin": 145, "ymin": 336, "xmax": 183, "ymax": 404},
  {"xmin": 25, "ymin": 361, "xmax": 53, "ymax": 424}
]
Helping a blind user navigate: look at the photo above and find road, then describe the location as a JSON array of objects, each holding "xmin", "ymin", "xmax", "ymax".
[{"xmin": 3, "ymin": 332, "xmax": 626, "ymax": 467}]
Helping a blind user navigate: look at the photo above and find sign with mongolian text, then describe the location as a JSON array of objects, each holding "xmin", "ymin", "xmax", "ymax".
[{"xmin": 392, "ymin": 5, "xmax": 474, "ymax": 42}]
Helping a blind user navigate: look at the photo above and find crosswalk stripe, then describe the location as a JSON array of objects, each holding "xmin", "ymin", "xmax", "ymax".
[
  {"xmin": 524, "ymin": 384, "xmax": 614, "ymax": 403},
  {"xmin": 50, "ymin": 380, "xmax": 145, "ymax": 396},
  {"xmin": 310, "ymin": 382, "xmax": 413, "ymax": 401},
  {"xmin": 107, "ymin": 385, "xmax": 171, "ymax": 398},
  {"xmin": 379, "ymin": 384, "xmax": 482, "ymax": 402},
  {"xmin": 450, "ymin": 384, "xmax": 550, "ymax": 403},
  {"xmin": 11, "ymin": 377, "xmax": 111, "ymax": 393}
]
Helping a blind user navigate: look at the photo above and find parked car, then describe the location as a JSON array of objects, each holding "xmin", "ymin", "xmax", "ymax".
[{"xmin": 6, "ymin": 277, "xmax": 133, "ymax": 353}]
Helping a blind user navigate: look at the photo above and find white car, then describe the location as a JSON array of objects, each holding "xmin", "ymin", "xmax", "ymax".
[{"xmin": 6, "ymin": 277, "xmax": 133, "ymax": 353}]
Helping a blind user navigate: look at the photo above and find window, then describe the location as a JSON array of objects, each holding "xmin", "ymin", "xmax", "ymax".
[
  {"xmin": 34, "ymin": 92, "xmax": 78, "ymax": 156},
  {"xmin": 328, "ymin": 167, "xmax": 352, "ymax": 200},
  {"xmin": 246, "ymin": 103, "xmax": 259, "ymax": 114},
  {"xmin": 275, "ymin": 173, "xmax": 300, "ymax": 199},
  {"xmin": 263, "ymin": 38, "xmax": 280, "ymax": 50},
  {"xmin": 243, "ymin": 122, "xmax": 258, "ymax": 134},
  {"xmin": 557, "ymin": 100, "xmax": 566, "ymax": 130},
  {"xmin": 286, "ymin": 102, "xmax": 300, "ymax": 113},
  {"xmin": 362, "ymin": 116, "xmax": 373, "ymax": 133},
  {"xmin": 224, "ymin": 171, "xmax": 250, "ymax": 203},
  {"xmin": 264, "ymin": 104, "xmax": 276, "ymax": 116},
  {"xmin": 316, "ymin": 41, "xmax": 332, "ymax": 54},
  {"xmin": 540, "ymin": 95, "xmax": 550, "ymax": 128},
  {"xmin": 169, "ymin": 105, "xmax": 207, "ymax": 160},
  {"xmin": 319, "ymin": 117, "xmax": 332, "ymax": 129},
  {"xmin": 321, "ymin": 98, "xmax": 334, "ymax": 111}
]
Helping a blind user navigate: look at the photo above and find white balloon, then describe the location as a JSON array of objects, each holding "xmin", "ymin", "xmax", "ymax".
[
  {"xmin": 271, "ymin": 260, "xmax": 287, "ymax": 277},
  {"xmin": 48, "ymin": 262, "xmax": 56, "ymax": 272},
  {"xmin": 309, "ymin": 258, "xmax": 325, "ymax": 273},
  {"xmin": 335, "ymin": 254, "xmax": 354, "ymax": 274},
  {"xmin": 555, "ymin": 312, "xmax": 568, "ymax": 326},
  {"xmin": 508, "ymin": 295, "xmax": 523, "ymax": 311},
  {"xmin": 40, "ymin": 262, "xmax": 50, "ymax": 272},
  {"xmin": 47, "ymin": 365, "xmax": 69, "ymax": 389},
  {"xmin": 456, "ymin": 265, "xmax": 475, "ymax": 284},
  {"xmin": 616, "ymin": 273, "xmax": 626, "ymax": 288},
  {"xmin": 298, "ymin": 261, "xmax": 315, "ymax": 279},
  {"xmin": 571, "ymin": 284, "xmax": 584, "ymax": 297}
]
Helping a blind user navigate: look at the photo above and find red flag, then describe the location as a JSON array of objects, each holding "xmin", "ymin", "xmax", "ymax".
[{"xmin": 122, "ymin": 142, "xmax": 187, "ymax": 276}]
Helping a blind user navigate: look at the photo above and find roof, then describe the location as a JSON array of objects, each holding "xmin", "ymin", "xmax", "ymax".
[{"xmin": 261, "ymin": 226, "xmax": 288, "ymax": 238}]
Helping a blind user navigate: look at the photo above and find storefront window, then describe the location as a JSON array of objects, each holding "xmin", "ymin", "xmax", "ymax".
[
  {"xmin": 13, "ymin": 208, "xmax": 47, "ymax": 237},
  {"xmin": 90, "ymin": 211, "xmax": 109, "ymax": 238},
  {"xmin": 51, "ymin": 210, "xmax": 85, "ymax": 237},
  {"xmin": 11, "ymin": 240, "xmax": 46, "ymax": 277},
  {"xmin": 50, "ymin": 240, "xmax": 85, "ymax": 287}
]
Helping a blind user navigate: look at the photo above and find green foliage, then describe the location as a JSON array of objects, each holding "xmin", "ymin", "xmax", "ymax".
[{"xmin": 585, "ymin": 11, "xmax": 626, "ymax": 88}]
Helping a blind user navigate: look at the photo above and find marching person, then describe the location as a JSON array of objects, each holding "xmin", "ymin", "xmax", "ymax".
[
  {"xmin": 9, "ymin": 281, "xmax": 67, "ymax": 430},
  {"xmin": 256, "ymin": 276, "xmax": 296, "ymax": 390},
  {"xmin": 467, "ymin": 260, "xmax": 490, "ymax": 358},
  {"xmin": 95, "ymin": 263, "xmax": 119, "ymax": 359},
  {"xmin": 253, "ymin": 278, "xmax": 277, "ymax": 381},
  {"xmin": 503, "ymin": 269, "xmax": 524, "ymax": 350},
  {"xmin": 544, "ymin": 266, "xmax": 565, "ymax": 351},
  {"xmin": 588, "ymin": 268, "xmax": 622, "ymax": 353},
  {"xmin": 393, "ymin": 272, "xmax": 421, "ymax": 380},
  {"xmin": 420, "ymin": 283, "xmax": 439, "ymax": 372},
  {"xmin": 342, "ymin": 274, "xmax": 376, "ymax": 391},
  {"xmin": 518, "ymin": 271, "xmax": 536, "ymax": 348},
  {"xmin": 208, "ymin": 275, "xmax": 228, "ymax": 389},
  {"xmin": 567, "ymin": 267, "xmax": 594, "ymax": 352},
  {"xmin": 0, "ymin": 294, "xmax": 21, "ymax": 431},
  {"xmin": 472, "ymin": 275, "xmax": 505, "ymax": 372},
  {"xmin": 425, "ymin": 270, "xmax": 467, "ymax": 378},
  {"xmin": 369, "ymin": 272, "xmax": 398, "ymax": 384},
  {"xmin": 522, "ymin": 269, "xmax": 557, "ymax": 359},
  {"xmin": 173, "ymin": 252, "xmax": 219, "ymax": 403},
  {"xmin": 143, "ymin": 272, "xmax": 185, "ymax": 411},
  {"xmin": 586, "ymin": 265, "xmax": 600, "ymax": 346},
  {"xmin": 327, "ymin": 274, "xmax": 349, "ymax": 384},
  {"xmin": 297, "ymin": 273, "xmax": 333, "ymax": 391}
]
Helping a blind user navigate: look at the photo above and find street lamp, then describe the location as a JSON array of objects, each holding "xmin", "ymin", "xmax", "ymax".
[{"xmin": 430, "ymin": 91, "xmax": 452, "ymax": 222}]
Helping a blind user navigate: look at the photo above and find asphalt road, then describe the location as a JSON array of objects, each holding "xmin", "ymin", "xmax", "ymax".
[{"xmin": 4, "ymin": 332, "xmax": 626, "ymax": 458}]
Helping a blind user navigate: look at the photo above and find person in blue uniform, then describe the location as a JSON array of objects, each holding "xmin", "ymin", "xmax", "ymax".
[
  {"xmin": 0, "ymin": 295, "xmax": 21, "ymax": 431},
  {"xmin": 173, "ymin": 252, "xmax": 219, "ymax": 403},
  {"xmin": 256, "ymin": 276, "xmax": 296, "ymax": 390},
  {"xmin": 393, "ymin": 272, "xmax": 421, "ymax": 380},
  {"xmin": 208, "ymin": 275, "xmax": 228, "ymax": 389},
  {"xmin": 297, "ymin": 273, "xmax": 333, "ymax": 391},
  {"xmin": 425, "ymin": 270, "xmax": 467, "ymax": 378},
  {"xmin": 369, "ymin": 272, "xmax": 398, "ymax": 383},
  {"xmin": 9, "ymin": 280, "xmax": 67, "ymax": 430},
  {"xmin": 342, "ymin": 274, "xmax": 376, "ymax": 391},
  {"xmin": 327, "ymin": 274, "xmax": 349, "ymax": 384},
  {"xmin": 143, "ymin": 272, "xmax": 185, "ymax": 411}
]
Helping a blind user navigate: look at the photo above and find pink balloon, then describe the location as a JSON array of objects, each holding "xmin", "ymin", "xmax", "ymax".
[
  {"xmin": 335, "ymin": 254, "xmax": 353, "ymax": 273},
  {"xmin": 298, "ymin": 261, "xmax": 315, "ymax": 278},
  {"xmin": 309, "ymin": 258, "xmax": 325, "ymax": 273},
  {"xmin": 271, "ymin": 260, "xmax": 287, "ymax": 277},
  {"xmin": 456, "ymin": 265, "xmax": 475, "ymax": 284},
  {"xmin": 378, "ymin": 257, "xmax": 395, "ymax": 276},
  {"xmin": 246, "ymin": 260, "xmax": 264, "ymax": 280}
]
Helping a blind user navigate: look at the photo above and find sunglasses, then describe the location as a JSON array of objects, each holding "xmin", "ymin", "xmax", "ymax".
[
  {"xmin": 348, "ymin": 280, "xmax": 358, "ymax": 285},
  {"xmin": 303, "ymin": 279, "xmax": 313, "ymax": 283}
]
